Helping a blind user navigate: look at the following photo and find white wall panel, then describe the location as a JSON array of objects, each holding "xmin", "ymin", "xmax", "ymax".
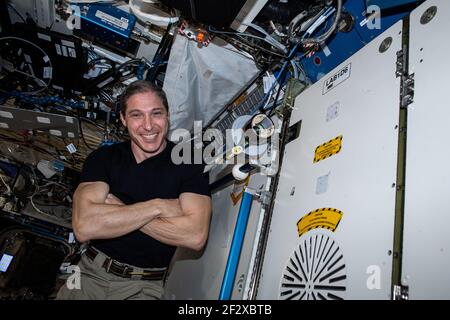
[
  {"xmin": 402, "ymin": 0, "xmax": 450, "ymax": 299},
  {"xmin": 257, "ymin": 22, "xmax": 403, "ymax": 300}
]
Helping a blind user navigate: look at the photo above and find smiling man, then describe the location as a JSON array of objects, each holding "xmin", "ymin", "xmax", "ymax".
[{"xmin": 57, "ymin": 80, "xmax": 212, "ymax": 300}]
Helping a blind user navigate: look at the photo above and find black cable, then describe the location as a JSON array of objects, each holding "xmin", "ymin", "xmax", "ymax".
[
  {"xmin": 88, "ymin": 57, "xmax": 115, "ymax": 67},
  {"xmin": 264, "ymin": 47, "xmax": 308, "ymax": 116},
  {"xmin": 235, "ymin": 34, "xmax": 288, "ymax": 59},
  {"xmin": 208, "ymin": 25, "xmax": 288, "ymax": 58},
  {"xmin": 263, "ymin": 67, "xmax": 288, "ymax": 118},
  {"xmin": 147, "ymin": 23, "xmax": 174, "ymax": 82},
  {"xmin": 189, "ymin": 0, "xmax": 197, "ymax": 21},
  {"xmin": 76, "ymin": 109, "xmax": 95, "ymax": 151},
  {"xmin": 268, "ymin": 74, "xmax": 287, "ymax": 118},
  {"xmin": 77, "ymin": 115, "xmax": 106, "ymax": 130},
  {"xmin": 0, "ymin": 133, "xmax": 60, "ymax": 158},
  {"xmin": 98, "ymin": 90, "xmax": 113, "ymax": 103},
  {"xmin": 117, "ymin": 58, "xmax": 142, "ymax": 72}
]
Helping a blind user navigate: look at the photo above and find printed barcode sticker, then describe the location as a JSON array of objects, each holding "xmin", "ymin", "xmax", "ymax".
[
  {"xmin": 43, "ymin": 67, "xmax": 52, "ymax": 79},
  {"xmin": 66, "ymin": 143, "xmax": 77, "ymax": 154}
]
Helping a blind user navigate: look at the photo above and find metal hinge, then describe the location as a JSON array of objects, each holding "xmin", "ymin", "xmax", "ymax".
[
  {"xmin": 396, "ymin": 49, "xmax": 415, "ymax": 108},
  {"xmin": 393, "ymin": 284, "xmax": 409, "ymax": 300},
  {"xmin": 396, "ymin": 49, "xmax": 407, "ymax": 77},
  {"xmin": 401, "ymin": 73, "xmax": 415, "ymax": 107},
  {"xmin": 255, "ymin": 190, "xmax": 272, "ymax": 206}
]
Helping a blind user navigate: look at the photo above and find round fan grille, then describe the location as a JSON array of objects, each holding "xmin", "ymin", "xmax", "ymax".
[{"xmin": 279, "ymin": 233, "xmax": 347, "ymax": 300}]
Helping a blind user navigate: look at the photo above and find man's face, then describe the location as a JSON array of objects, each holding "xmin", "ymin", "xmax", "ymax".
[{"xmin": 120, "ymin": 91, "xmax": 169, "ymax": 161}]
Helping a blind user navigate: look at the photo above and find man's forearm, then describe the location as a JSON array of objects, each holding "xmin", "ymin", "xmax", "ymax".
[
  {"xmin": 140, "ymin": 215, "xmax": 207, "ymax": 251},
  {"xmin": 73, "ymin": 199, "xmax": 161, "ymax": 242},
  {"xmin": 139, "ymin": 194, "xmax": 211, "ymax": 251}
]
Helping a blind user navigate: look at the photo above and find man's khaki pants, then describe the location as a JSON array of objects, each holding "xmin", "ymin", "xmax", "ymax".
[{"xmin": 56, "ymin": 250, "xmax": 165, "ymax": 300}]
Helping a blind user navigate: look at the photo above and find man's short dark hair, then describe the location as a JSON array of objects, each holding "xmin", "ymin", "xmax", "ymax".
[{"xmin": 120, "ymin": 80, "xmax": 169, "ymax": 115}]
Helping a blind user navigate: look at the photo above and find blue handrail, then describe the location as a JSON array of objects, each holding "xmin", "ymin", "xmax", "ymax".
[{"xmin": 219, "ymin": 190, "xmax": 253, "ymax": 300}]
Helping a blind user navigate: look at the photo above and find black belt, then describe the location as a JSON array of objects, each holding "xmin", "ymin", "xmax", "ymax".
[{"xmin": 85, "ymin": 246, "xmax": 167, "ymax": 281}]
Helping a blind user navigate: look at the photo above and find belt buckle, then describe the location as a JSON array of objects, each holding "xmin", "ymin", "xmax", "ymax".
[
  {"xmin": 105, "ymin": 258, "xmax": 113, "ymax": 273},
  {"xmin": 129, "ymin": 269, "xmax": 153, "ymax": 279}
]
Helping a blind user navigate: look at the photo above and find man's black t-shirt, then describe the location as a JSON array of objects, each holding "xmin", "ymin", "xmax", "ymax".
[{"xmin": 79, "ymin": 140, "xmax": 210, "ymax": 268}]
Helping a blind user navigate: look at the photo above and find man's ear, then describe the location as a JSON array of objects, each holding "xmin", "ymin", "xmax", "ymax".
[{"xmin": 120, "ymin": 112, "xmax": 126, "ymax": 127}]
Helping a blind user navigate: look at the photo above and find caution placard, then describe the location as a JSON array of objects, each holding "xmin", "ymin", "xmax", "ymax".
[
  {"xmin": 314, "ymin": 135, "xmax": 343, "ymax": 163},
  {"xmin": 297, "ymin": 208, "xmax": 343, "ymax": 237}
]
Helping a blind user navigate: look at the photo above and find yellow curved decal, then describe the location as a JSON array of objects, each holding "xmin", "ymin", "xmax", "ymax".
[
  {"xmin": 297, "ymin": 208, "xmax": 343, "ymax": 237},
  {"xmin": 314, "ymin": 135, "xmax": 343, "ymax": 163}
]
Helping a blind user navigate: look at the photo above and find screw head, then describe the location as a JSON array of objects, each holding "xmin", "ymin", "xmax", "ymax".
[
  {"xmin": 420, "ymin": 6, "xmax": 437, "ymax": 25},
  {"xmin": 379, "ymin": 37, "xmax": 393, "ymax": 53}
]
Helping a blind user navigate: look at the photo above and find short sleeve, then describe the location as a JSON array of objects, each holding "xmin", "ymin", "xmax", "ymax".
[
  {"xmin": 79, "ymin": 146, "xmax": 111, "ymax": 184},
  {"xmin": 179, "ymin": 163, "xmax": 211, "ymax": 197}
]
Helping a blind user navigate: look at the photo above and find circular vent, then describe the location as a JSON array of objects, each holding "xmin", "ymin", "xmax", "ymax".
[{"xmin": 279, "ymin": 233, "xmax": 347, "ymax": 300}]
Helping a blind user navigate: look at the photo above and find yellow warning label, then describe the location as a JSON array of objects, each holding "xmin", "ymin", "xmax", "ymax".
[
  {"xmin": 297, "ymin": 208, "xmax": 343, "ymax": 237},
  {"xmin": 314, "ymin": 135, "xmax": 343, "ymax": 163}
]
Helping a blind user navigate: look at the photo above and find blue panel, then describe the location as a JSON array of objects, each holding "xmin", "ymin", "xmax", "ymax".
[
  {"xmin": 75, "ymin": 3, "xmax": 137, "ymax": 52},
  {"xmin": 299, "ymin": 0, "xmax": 409, "ymax": 83},
  {"xmin": 352, "ymin": 0, "xmax": 408, "ymax": 43},
  {"xmin": 83, "ymin": 4, "xmax": 136, "ymax": 38},
  {"xmin": 366, "ymin": 0, "xmax": 419, "ymax": 11},
  {"xmin": 300, "ymin": 20, "xmax": 363, "ymax": 82}
]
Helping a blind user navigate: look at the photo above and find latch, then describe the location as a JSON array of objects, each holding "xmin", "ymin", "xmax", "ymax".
[
  {"xmin": 396, "ymin": 48, "xmax": 415, "ymax": 108},
  {"xmin": 396, "ymin": 49, "xmax": 407, "ymax": 77},
  {"xmin": 401, "ymin": 73, "xmax": 415, "ymax": 107},
  {"xmin": 245, "ymin": 187, "xmax": 272, "ymax": 206},
  {"xmin": 255, "ymin": 190, "xmax": 272, "ymax": 206},
  {"xmin": 393, "ymin": 284, "xmax": 409, "ymax": 300}
]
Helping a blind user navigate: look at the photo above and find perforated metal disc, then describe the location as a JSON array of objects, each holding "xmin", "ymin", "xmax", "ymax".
[{"xmin": 279, "ymin": 233, "xmax": 347, "ymax": 300}]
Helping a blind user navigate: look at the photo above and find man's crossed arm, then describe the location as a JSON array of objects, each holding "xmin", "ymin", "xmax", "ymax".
[{"xmin": 72, "ymin": 181, "xmax": 212, "ymax": 250}]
